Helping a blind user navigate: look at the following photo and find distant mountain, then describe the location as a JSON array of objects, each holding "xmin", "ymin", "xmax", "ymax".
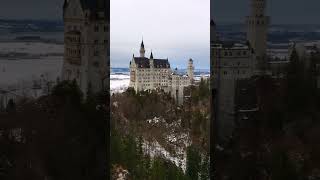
[
  {"xmin": 0, "ymin": 19, "xmax": 63, "ymax": 33},
  {"xmin": 215, "ymin": 24, "xmax": 320, "ymax": 43}
]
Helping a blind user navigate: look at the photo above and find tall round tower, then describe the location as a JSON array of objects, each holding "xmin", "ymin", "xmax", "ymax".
[
  {"xmin": 187, "ymin": 58, "xmax": 194, "ymax": 83},
  {"xmin": 246, "ymin": 0, "xmax": 269, "ymax": 60}
]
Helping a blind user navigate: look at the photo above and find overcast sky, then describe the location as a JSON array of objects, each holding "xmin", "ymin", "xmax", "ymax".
[
  {"xmin": 111, "ymin": 0, "xmax": 210, "ymax": 69},
  {"xmin": 1, "ymin": 0, "xmax": 319, "ymax": 67},
  {"xmin": 212, "ymin": 0, "xmax": 320, "ymax": 24},
  {"xmin": 0, "ymin": 0, "xmax": 63, "ymax": 20}
]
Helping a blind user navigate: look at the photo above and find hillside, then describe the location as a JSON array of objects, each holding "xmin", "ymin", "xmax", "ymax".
[{"xmin": 111, "ymin": 79, "xmax": 210, "ymax": 179}]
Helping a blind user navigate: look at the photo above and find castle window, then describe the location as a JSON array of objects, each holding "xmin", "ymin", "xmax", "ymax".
[
  {"xmin": 94, "ymin": 51, "xmax": 99, "ymax": 56},
  {"xmin": 66, "ymin": 70, "xmax": 72, "ymax": 80},
  {"xmin": 94, "ymin": 25, "xmax": 99, "ymax": 32},
  {"xmin": 94, "ymin": 40, "xmax": 99, "ymax": 44},
  {"xmin": 93, "ymin": 61, "xmax": 99, "ymax": 67}
]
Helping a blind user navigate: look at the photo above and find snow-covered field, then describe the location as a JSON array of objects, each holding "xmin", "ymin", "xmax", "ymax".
[
  {"xmin": 110, "ymin": 74, "xmax": 130, "ymax": 94},
  {"xmin": 0, "ymin": 42, "xmax": 64, "ymax": 109},
  {"xmin": 0, "ymin": 42, "xmax": 64, "ymax": 90},
  {"xmin": 0, "ymin": 58, "xmax": 63, "ymax": 87}
]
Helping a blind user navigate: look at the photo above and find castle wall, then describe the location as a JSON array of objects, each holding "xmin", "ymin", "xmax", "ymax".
[{"xmin": 212, "ymin": 45, "xmax": 255, "ymax": 139}]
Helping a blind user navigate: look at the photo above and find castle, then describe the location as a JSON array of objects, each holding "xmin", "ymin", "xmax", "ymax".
[
  {"xmin": 211, "ymin": 0, "xmax": 269, "ymax": 138},
  {"xmin": 129, "ymin": 40, "xmax": 194, "ymax": 104},
  {"xmin": 212, "ymin": 0, "xmax": 320, "ymax": 139},
  {"xmin": 62, "ymin": 0, "xmax": 109, "ymax": 94}
]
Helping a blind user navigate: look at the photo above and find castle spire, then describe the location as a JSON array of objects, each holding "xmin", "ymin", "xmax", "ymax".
[
  {"xmin": 141, "ymin": 37, "xmax": 144, "ymax": 48},
  {"xmin": 139, "ymin": 38, "xmax": 145, "ymax": 58},
  {"xmin": 150, "ymin": 50, "xmax": 153, "ymax": 59}
]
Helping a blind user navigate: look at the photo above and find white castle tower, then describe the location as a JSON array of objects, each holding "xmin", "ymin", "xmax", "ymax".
[
  {"xmin": 187, "ymin": 58, "xmax": 194, "ymax": 84},
  {"xmin": 62, "ymin": 0, "xmax": 109, "ymax": 94},
  {"xmin": 246, "ymin": 0, "xmax": 269, "ymax": 60}
]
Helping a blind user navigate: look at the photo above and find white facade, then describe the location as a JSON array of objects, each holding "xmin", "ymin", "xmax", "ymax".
[
  {"xmin": 129, "ymin": 41, "xmax": 194, "ymax": 105},
  {"xmin": 62, "ymin": 0, "xmax": 109, "ymax": 94}
]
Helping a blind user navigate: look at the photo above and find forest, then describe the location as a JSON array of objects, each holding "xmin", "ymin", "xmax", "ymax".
[{"xmin": 214, "ymin": 49, "xmax": 320, "ymax": 179}]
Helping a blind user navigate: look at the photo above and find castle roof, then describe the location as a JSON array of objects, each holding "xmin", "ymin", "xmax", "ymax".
[
  {"xmin": 153, "ymin": 59, "xmax": 170, "ymax": 68},
  {"xmin": 133, "ymin": 57, "xmax": 170, "ymax": 68},
  {"xmin": 134, "ymin": 57, "xmax": 150, "ymax": 68}
]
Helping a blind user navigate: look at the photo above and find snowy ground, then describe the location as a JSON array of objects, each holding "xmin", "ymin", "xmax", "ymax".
[
  {"xmin": 0, "ymin": 58, "xmax": 63, "ymax": 88},
  {"xmin": 0, "ymin": 42, "xmax": 63, "ymax": 87},
  {"xmin": 0, "ymin": 42, "xmax": 64, "ymax": 108},
  {"xmin": 110, "ymin": 74, "xmax": 130, "ymax": 94},
  {"xmin": 143, "ymin": 117, "xmax": 191, "ymax": 172}
]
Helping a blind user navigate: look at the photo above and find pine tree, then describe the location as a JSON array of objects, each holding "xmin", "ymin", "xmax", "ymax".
[
  {"xmin": 150, "ymin": 157, "xmax": 166, "ymax": 180},
  {"xmin": 186, "ymin": 145, "xmax": 201, "ymax": 180},
  {"xmin": 200, "ymin": 154, "xmax": 209, "ymax": 180}
]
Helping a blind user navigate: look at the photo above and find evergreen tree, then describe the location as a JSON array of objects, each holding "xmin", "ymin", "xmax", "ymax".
[
  {"xmin": 271, "ymin": 150, "xmax": 300, "ymax": 180},
  {"xmin": 186, "ymin": 145, "xmax": 201, "ymax": 180},
  {"xmin": 123, "ymin": 135, "xmax": 138, "ymax": 176},
  {"xmin": 150, "ymin": 157, "xmax": 166, "ymax": 180},
  {"xmin": 51, "ymin": 80, "xmax": 83, "ymax": 106},
  {"xmin": 287, "ymin": 48, "xmax": 306, "ymax": 112},
  {"xmin": 200, "ymin": 154, "xmax": 209, "ymax": 180}
]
